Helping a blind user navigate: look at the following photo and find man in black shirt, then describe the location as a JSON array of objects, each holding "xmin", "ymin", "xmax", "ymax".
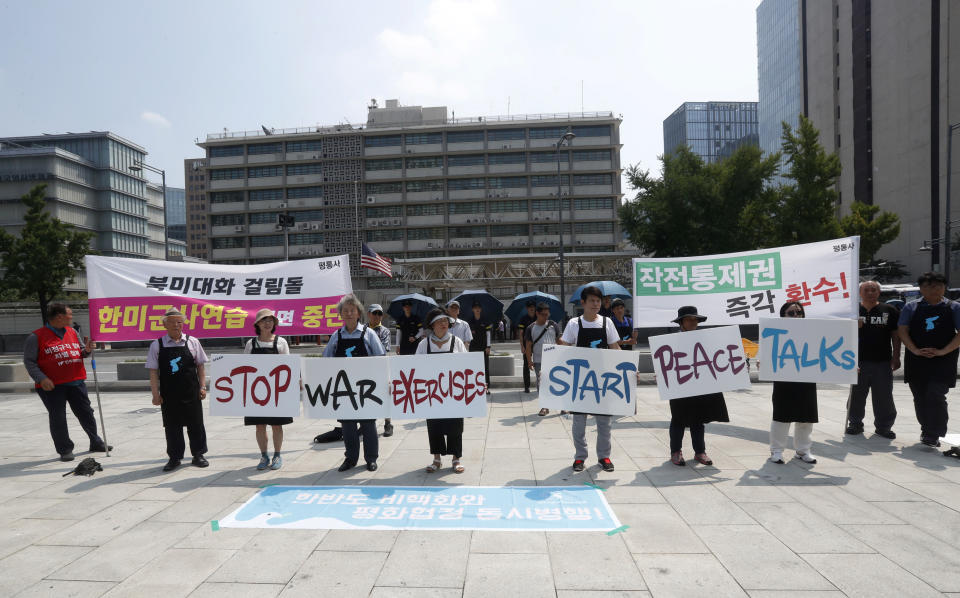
[
  {"xmin": 516, "ymin": 301, "xmax": 537, "ymax": 393},
  {"xmin": 465, "ymin": 302, "xmax": 492, "ymax": 389},
  {"xmin": 846, "ymin": 280, "xmax": 901, "ymax": 438},
  {"xmin": 396, "ymin": 301, "xmax": 422, "ymax": 356}
]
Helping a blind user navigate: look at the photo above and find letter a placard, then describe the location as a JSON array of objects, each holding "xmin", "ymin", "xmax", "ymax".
[
  {"xmin": 648, "ymin": 326, "xmax": 751, "ymax": 401},
  {"xmin": 538, "ymin": 345, "xmax": 639, "ymax": 415},
  {"xmin": 209, "ymin": 354, "xmax": 302, "ymax": 417},
  {"xmin": 302, "ymin": 356, "xmax": 392, "ymax": 419}
]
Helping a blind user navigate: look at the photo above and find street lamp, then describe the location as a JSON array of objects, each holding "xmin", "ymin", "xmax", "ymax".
[
  {"xmin": 556, "ymin": 128, "xmax": 575, "ymax": 314},
  {"xmin": 129, "ymin": 161, "xmax": 168, "ymax": 261},
  {"xmin": 944, "ymin": 123, "xmax": 960, "ymax": 284}
]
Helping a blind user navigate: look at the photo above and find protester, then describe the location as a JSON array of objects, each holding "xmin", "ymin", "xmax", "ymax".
[
  {"xmin": 243, "ymin": 308, "xmax": 292, "ymax": 471},
  {"xmin": 497, "ymin": 319, "xmax": 505, "ymax": 342},
  {"xmin": 465, "ymin": 302, "xmax": 492, "ymax": 390},
  {"xmin": 559, "ymin": 285, "xmax": 622, "ymax": 472},
  {"xmin": 517, "ymin": 301, "xmax": 537, "ymax": 393},
  {"xmin": 444, "ymin": 300, "xmax": 474, "ymax": 347},
  {"xmin": 396, "ymin": 300, "xmax": 422, "ymax": 355},
  {"xmin": 367, "ymin": 303, "xmax": 394, "ymax": 437},
  {"xmin": 23, "ymin": 302, "xmax": 110, "ymax": 461},
  {"xmin": 323, "ymin": 294, "xmax": 386, "ymax": 472},
  {"xmin": 667, "ymin": 306, "xmax": 729, "ymax": 466},
  {"xmin": 147, "ymin": 308, "xmax": 209, "ymax": 472},
  {"xmin": 599, "ymin": 295, "xmax": 614, "ymax": 318},
  {"xmin": 846, "ymin": 281, "xmax": 901, "ymax": 439},
  {"xmin": 897, "ymin": 271, "xmax": 960, "ymax": 448},
  {"xmin": 417, "ymin": 307, "xmax": 469, "ymax": 473},
  {"xmin": 523, "ymin": 302, "xmax": 561, "ymax": 416},
  {"xmin": 769, "ymin": 301, "xmax": 818, "ymax": 465},
  {"xmin": 611, "ymin": 298, "xmax": 637, "ymax": 350}
]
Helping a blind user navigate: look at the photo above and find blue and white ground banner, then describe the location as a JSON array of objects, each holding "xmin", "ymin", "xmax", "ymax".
[{"xmin": 219, "ymin": 485, "xmax": 621, "ymax": 531}]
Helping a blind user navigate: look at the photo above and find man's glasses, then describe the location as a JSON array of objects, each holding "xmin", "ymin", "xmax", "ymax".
[{"xmin": 784, "ymin": 309, "xmax": 802, "ymax": 317}]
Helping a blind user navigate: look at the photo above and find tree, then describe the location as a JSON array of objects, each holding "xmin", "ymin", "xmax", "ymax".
[
  {"xmin": 0, "ymin": 184, "xmax": 95, "ymax": 322},
  {"xmin": 839, "ymin": 201, "xmax": 901, "ymax": 264},
  {"xmin": 776, "ymin": 114, "xmax": 843, "ymax": 244}
]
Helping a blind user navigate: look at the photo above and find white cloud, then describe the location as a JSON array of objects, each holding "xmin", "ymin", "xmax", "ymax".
[{"xmin": 141, "ymin": 110, "xmax": 171, "ymax": 128}]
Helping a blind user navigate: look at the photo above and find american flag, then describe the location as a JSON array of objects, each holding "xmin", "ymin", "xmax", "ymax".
[{"xmin": 360, "ymin": 243, "xmax": 392, "ymax": 277}]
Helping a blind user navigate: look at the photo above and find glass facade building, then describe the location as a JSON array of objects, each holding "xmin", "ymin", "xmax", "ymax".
[
  {"xmin": 757, "ymin": 0, "xmax": 804, "ymax": 162},
  {"xmin": 662, "ymin": 102, "xmax": 759, "ymax": 164},
  {"xmin": 165, "ymin": 186, "xmax": 186, "ymax": 242}
]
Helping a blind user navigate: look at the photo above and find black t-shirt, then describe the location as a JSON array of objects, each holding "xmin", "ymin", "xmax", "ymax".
[{"xmin": 858, "ymin": 303, "xmax": 900, "ymax": 362}]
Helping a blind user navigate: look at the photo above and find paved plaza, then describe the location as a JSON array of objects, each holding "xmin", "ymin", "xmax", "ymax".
[{"xmin": 3, "ymin": 356, "xmax": 960, "ymax": 597}]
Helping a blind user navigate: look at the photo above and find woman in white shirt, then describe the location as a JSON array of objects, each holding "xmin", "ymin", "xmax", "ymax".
[
  {"xmin": 417, "ymin": 308, "xmax": 468, "ymax": 473},
  {"xmin": 243, "ymin": 309, "xmax": 292, "ymax": 471}
]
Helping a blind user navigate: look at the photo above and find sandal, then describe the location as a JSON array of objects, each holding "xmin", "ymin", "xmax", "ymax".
[
  {"xmin": 538, "ymin": 408, "xmax": 549, "ymax": 417},
  {"xmin": 425, "ymin": 458, "xmax": 442, "ymax": 473},
  {"xmin": 452, "ymin": 460, "xmax": 465, "ymax": 474}
]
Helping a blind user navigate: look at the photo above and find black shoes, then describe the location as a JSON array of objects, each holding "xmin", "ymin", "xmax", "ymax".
[
  {"xmin": 921, "ymin": 437, "xmax": 942, "ymax": 448},
  {"xmin": 163, "ymin": 458, "xmax": 181, "ymax": 472},
  {"xmin": 383, "ymin": 423, "xmax": 394, "ymax": 437},
  {"xmin": 60, "ymin": 452, "xmax": 75, "ymax": 462},
  {"xmin": 874, "ymin": 429, "xmax": 896, "ymax": 439},
  {"xmin": 572, "ymin": 459, "xmax": 585, "ymax": 472},
  {"xmin": 89, "ymin": 444, "xmax": 113, "ymax": 452},
  {"xmin": 338, "ymin": 459, "xmax": 357, "ymax": 472},
  {"xmin": 845, "ymin": 425, "xmax": 864, "ymax": 435},
  {"xmin": 192, "ymin": 455, "xmax": 209, "ymax": 468},
  {"xmin": 366, "ymin": 462, "xmax": 378, "ymax": 472},
  {"xmin": 315, "ymin": 428, "xmax": 344, "ymax": 443},
  {"xmin": 599, "ymin": 458, "xmax": 615, "ymax": 472}
]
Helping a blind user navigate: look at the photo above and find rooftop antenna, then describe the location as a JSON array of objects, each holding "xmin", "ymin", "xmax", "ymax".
[
  {"xmin": 261, "ymin": 125, "xmax": 273, "ymax": 135},
  {"xmin": 507, "ymin": 96, "xmax": 510, "ymax": 116}
]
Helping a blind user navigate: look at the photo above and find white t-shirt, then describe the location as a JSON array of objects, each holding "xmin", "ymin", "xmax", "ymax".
[
  {"xmin": 526, "ymin": 321, "xmax": 560, "ymax": 363},
  {"xmin": 560, "ymin": 315, "xmax": 621, "ymax": 347},
  {"xmin": 243, "ymin": 336, "xmax": 291, "ymax": 354},
  {"xmin": 415, "ymin": 335, "xmax": 467, "ymax": 354}
]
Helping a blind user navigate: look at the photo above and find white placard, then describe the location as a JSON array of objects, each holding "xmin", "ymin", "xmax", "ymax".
[
  {"xmin": 538, "ymin": 345, "xmax": 638, "ymax": 416},
  {"xmin": 649, "ymin": 326, "xmax": 751, "ymax": 401},
  {"xmin": 209, "ymin": 354, "xmax": 302, "ymax": 417},
  {"xmin": 388, "ymin": 353, "xmax": 489, "ymax": 420},
  {"xmin": 302, "ymin": 356, "xmax": 392, "ymax": 419},
  {"xmin": 758, "ymin": 317, "xmax": 858, "ymax": 384},
  {"xmin": 632, "ymin": 237, "xmax": 859, "ymax": 326}
]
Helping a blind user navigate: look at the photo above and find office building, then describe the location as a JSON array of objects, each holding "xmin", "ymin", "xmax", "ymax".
[
  {"xmin": 663, "ymin": 102, "xmax": 759, "ymax": 164},
  {"xmin": 184, "ymin": 158, "xmax": 209, "ymax": 260},
  {"xmin": 197, "ymin": 100, "xmax": 623, "ymax": 301},
  {"xmin": 165, "ymin": 186, "xmax": 186, "ymax": 243},
  {"xmin": 756, "ymin": 0, "xmax": 805, "ymax": 163}
]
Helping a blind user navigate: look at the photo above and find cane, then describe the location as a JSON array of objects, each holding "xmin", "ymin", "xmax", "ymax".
[{"xmin": 89, "ymin": 344, "xmax": 110, "ymax": 457}]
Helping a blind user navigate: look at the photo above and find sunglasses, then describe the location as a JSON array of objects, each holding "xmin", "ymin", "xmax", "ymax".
[{"xmin": 784, "ymin": 309, "xmax": 803, "ymax": 317}]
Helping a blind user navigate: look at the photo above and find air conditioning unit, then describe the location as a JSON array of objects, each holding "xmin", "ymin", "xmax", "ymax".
[
  {"xmin": 496, "ymin": 242, "xmax": 502, "ymax": 247},
  {"xmin": 234, "ymin": 225, "xmax": 245, "ymax": 232},
  {"xmin": 299, "ymin": 223, "xmax": 310, "ymax": 230},
  {"xmin": 545, "ymin": 216, "xmax": 552, "ymax": 221},
  {"xmin": 275, "ymin": 224, "xmax": 284, "ymax": 231},
  {"xmin": 533, "ymin": 216, "xmax": 539, "ymax": 221},
  {"xmin": 370, "ymin": 221, "xmax": 378, "ymax": 227},
  {"xmin": 311, "ymin": 224, "xmax": 321, "ymax": 230},
  {"xmin": 540, "ymin": 241, "xmax": 546, "ymax": 246},
  {"xmin": 502, "ymin": 144, "xmax": 508, "ymax": 149},
  {"xmin": 426, "ymin": 242, "xmax": 433, "ymax": 248},
  {"xmin": 367, "ymin": 197, "xmax": 376, "ymax": 203},
  {"xmin": 406, "ymin": 149, "xmax": 414, "ymax": 153},
  {"xmin": 380, "ymin": 219, "xmax": 389, "ymax": 225},
  {"xmin": 279, "ymin": 202, "xmax": 287, "ymax": 208},
  {"xmin": 392, "ymin": 218, "xmax": 401, "ymax": 225}
]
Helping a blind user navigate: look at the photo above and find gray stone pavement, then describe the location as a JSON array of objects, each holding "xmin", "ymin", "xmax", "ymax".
[{"xmin": 4, "ymin": 376, "xmax": 960, "ymax": 597}]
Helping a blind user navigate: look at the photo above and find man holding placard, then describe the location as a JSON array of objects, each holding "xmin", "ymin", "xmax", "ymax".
[
  {"xmin": 558, "ymin": 285, "xmax": 621, "ymax": 473},
  {"xmin": 897, "ymin": 272, "xmax": 960, "ymax": 448}
]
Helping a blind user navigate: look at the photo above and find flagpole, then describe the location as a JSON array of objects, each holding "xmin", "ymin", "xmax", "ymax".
[{"xmin": 354, "ymin": 179, "xmax": 360, "ymax": 262}]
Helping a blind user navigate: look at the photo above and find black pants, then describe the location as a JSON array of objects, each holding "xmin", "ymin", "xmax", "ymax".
[
  {"xmin": 37, "ymin": 382, "xmax": 103, "ymax": 455},
  {"xmin": 164, "ymin": 422, "xmax": 207, "ymax": 460},
  {"xmin": 847, "ymin": 360, "xmax": 897, "ymax": 431},
  {"xmin": 341, "ymin": 419, "xmax": 378, "ymax": 464},
  {"xmin": 908, "ymin": 380, "xmax": 950, "ymax": 439},
  {"xmin": 669, "ymin": 420, "xmax": 705, "ymax": 453},
  {"xmin": 522, "ymin": 354, "xmax": 531, "ymax": 391},
  {"xmin": 427, "ymin": 418, "xmax": 463, "ymax": 458}
]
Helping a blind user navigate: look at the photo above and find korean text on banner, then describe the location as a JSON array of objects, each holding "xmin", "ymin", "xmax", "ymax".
[
  {"xmin": 539, "ymin": 345, "xmax": 638, "ymax": 416},
  {"xmin": 649, "ymin": 326, "xmax": 751, "ymax": 401},
  {"xmin": 85, "ymin": 255, "xmax": 352, "ymax": 342},
  {"xmin": 302, "ymin": 356, "xmax": 392, "ymax": 419},
  {"xmin": 758, "ymin": 317, "xmax": 858, "ymax": 384},
  {"xmin": 632, "ymin": 237, "xmax": 859, "ymax": 327},
  {"xmin": 389, "ymin": 353, "xmax": 489, "ymax": 420},
  {"xmin": 209, "ymin": 354, "xmax": 302, "ymax": 417}
]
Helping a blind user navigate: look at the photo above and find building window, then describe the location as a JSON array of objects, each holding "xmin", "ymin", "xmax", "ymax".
[
  {"xmin": 286, "ymin": 140, "xmax": 322, "ymax": 153},
  {"xmin": 366, "ymin": 229, "xmax": 404, "ymax": 241},
  {"xmin": 367, "ymin": 205, "xmax": 403, "ymax": 218},
  {"xmin": 447, "ymin": 130, "xmax": 484, "ymax": 143},
  {"xmin": 210, "ymin": 191, "xmax": 243, "ymax": 204},
  {"xmin": 574, "ymin": 197, "xmax": 614, "ymax": 210},
  {"xmin": 291, "ymin": 209, "xmax": 323, "ymax": 221},
  {"xmin": 487, "ymin": 176, "xmax": 527, "ymax": 188},
  {"xmin": 286, "ymin": 163, "xmax": 323, "ymax": 176},
  {"xmin": 572, "ymin": 150, "xmax": 611, "ymax": 162},
  {"xmin": 247, "ymin": 142, "xmax": 282, "ymax": 155},
  {"xmin": 449, "ymin": 201, "xmax": 485, "ymax": 214},
  {"xmin": 406, "ymin": 155, "xmax": 443, "ymax": 168},
  {"xmin": 531, "ymin": 175, "xmax": 570, "ymax": 187},
  {"xmin": 287, "ymin": 186, "xmax": 323, "ymax": 199},
  {"xmin": 406, "ymin": 179, "xmax": 444, "ymax": 192},
  {"xmin": 571, "ymin": 125, "xmax": 611, "ymax": 137},
  {"xmin": 489, "ymin": 199, "xmax": 528, "ymax": 212},
  {"xmin": 367, "ymin": 182, "xmax": 403, "ymax": 194},
  {"xmin": 364, "ymin": 135, "xmax": 402, "ymax": 147},
  {"xmin": 531, "ymin": 199, "xmax": 559, "ymax": 211},
  {"xmin": 289, "ymin": 233, "xmax": 324, "ymax": 245},
  {"xmin": 529, "ymin": 127, "xmax": 569, "ymax": 139},
  {"xmin": 488, "ymin": 129, "xmax": 525, "ymax": 141},
  {"xmin": 574, "ymin": 173, "xmax": 613, "ymax": 186},
  {"xmin": 250, "ymin": 188, "xmax": 284, "ymax": 202},
  {"xmin": 488, "ymin": 152, "xmax": 526, "ymax": 165},
  {"xmin": 574, "ymin": 221, "xmax": 614, "ymax": 234},
  {"xmin": 405, "ymin": 132, "xmax": 443, "ymax": 145},
  {"xmin": 250, "ymin": 235, "xmax": 284, "ymax": 247},
  {"xmin": 366, "ymin": 158, "xmax": 403, "ymax": 171},
  {"xmin": 448, "ymin": 154, "xmax": 485, "ymax": 167},
  {"xmin": 212, "ymin": 237, "xmax": 245, "ymax": 249},
  {"xmin": 211, "ymin": 214, "xmax": 244, "ymax": 226},
  {"xmin": 449, "ymin": 226, "xmax": 486, "ymax": 238},
  {"xmin": 248, "ymin": 166, "xmax": 282, "ymax": 178},
  {"xmin": 491, "ymin": 224, "xmax": 528, "ymax": 236},
  {"xmin": 209, "ymin": 145, "xmax": 243, "ymax": 158},
  {"xmin": 447, "ymin": 178, "xmax": 485, "ymax": 190},
  {"xmin": 532, "ymin": 223, "xmax": 571, "ymax": 235},
  {"xmin": 249, "ymin": 211, "xmax": 281, "ymax": 224},
  {"xmin": 406, "ymin": 203, "xmax": 444, "ymax": 216},
  {"xmin": 530, "ymin": 151, "xmax": 568, "ymax": 163},
  {"xmin": 407, "ymin": 227, "xmax": 445, "ymax": 240},
  {"xmin": 210, "ymin": 168, "xmax": 245, "ymax": 180}
]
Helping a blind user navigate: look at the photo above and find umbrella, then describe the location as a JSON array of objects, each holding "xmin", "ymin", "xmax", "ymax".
[
  {"xmin": 505, "ymin": 291, "xmax": 564, "ymax": 323},
  {"xmin": 387, "ymin": 293, "xmax": 438, "ymax": 322},
  {"xmin": 567, "ymin": 280, "xmax": 631, "ymax": 304},
  {"xmin": 453, "ymin": 289, "xmax": 504, "ymax": 322}
]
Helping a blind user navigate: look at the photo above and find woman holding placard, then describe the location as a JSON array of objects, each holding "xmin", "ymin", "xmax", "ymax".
[
  {"xmin": 668, "ymin": 306, "xmax": 729, "ymax": 466},
  {"xmin": 417, "ymin": 307, "xmax": 469, "ymax": 474},
  {"xmin": 769, "ymin": 301, "xmax": 819, "ymax": 465},
  {"xmin": 323, "ymin": 294, "xmax": 386, "ymax": 472},
  {"xmin": 243, "ymin": 308, "xmax": 292, "ymax": 471}
]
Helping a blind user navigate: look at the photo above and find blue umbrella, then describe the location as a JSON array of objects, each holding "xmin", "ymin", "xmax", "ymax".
[
  {"xmin": 567, "ymin": 280, "xmax": 631, "ymax": 304},
  {"xmin": 453, "ymin": 289, "xmax": 504, "ymax": 322},
  {"xmin": 505, "ymin": 291, "xmax": 564, "ymax": 323},
  {"xmin": 387, "ymin": 293, "xmax": 438, "ymax": 322}
]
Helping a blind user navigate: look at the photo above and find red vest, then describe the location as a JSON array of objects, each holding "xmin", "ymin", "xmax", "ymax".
[{"xmin": 33, "ymin": 326, "xmax": 86, "ymax": 387}]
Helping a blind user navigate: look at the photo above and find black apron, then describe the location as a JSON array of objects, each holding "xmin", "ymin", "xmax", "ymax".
[
  {"xmin": 575, "ymin": 316, "xmax": 609, "ymax": 349},
  {"xmin": 244, "ymin": 337, "xmax": 293, "ymax": 426},
  {"xmin": 904, "ymin": 300, "xmax": 959, "ymax": 387},
  {"xmin": 158, "ymin": 336, "xmax": 203, "ymax": 428},
  {"xmin": 426, "ymin": 335, "xmax": 461, "ymax": 434},
  {"xmin": 397, "ymin": 315, "xmax": 421, "ymax": 355},
  {"xmin": 466, "ymin": 317, "xmax": 489, "ymax": 352},
  {"xmin": 613, "ymin": 316, "xmax": 634, "ymax": 351},
  {"xmin": 335, "ymin": 326, "xmax": 370, "ymax": 423},
  {"xmin": 772, "ymin": 381, "xmax": 818, "ymax": 423}
]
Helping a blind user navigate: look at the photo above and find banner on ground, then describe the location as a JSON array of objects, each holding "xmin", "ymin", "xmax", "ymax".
[
  {"xmin": 649, "ymin": 326, "xmax": 751, "ymax": 401},
  {"xmin": 538, "ymin": 345, "xmax": 638, "ymax": 416},
  {"xmin": 632, "ymin": 237, "xmax": 859, "ymax": 327},
  {"xmin": 208, "ymin": 354, "xmax": 302, "ymax": 417},
  {"xmin": 388, "ymin": 353, "xmax": 489, "ymax": 420},
  {"xmin": 757, "ymin": 317, "xmax": 858, "ymax": 384},
  {"xmin": 85, "ymin": 255, "xmax": 352, "ymax": 342},
  {"xmin": 219, "ymin": 485, "xmax": 621, "ymax": 531},
  {"xmin": 302, "ymin": 356, "xmax": 392, "ymax": 419}
]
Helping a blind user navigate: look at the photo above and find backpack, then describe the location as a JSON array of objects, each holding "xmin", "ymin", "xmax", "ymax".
[{"xmin": 62, "ymin": 457, "xmax": 103, "ymax": 477}]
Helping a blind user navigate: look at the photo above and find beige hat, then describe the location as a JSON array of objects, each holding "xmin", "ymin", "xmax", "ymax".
[
  {"xmin": 163, "ymin": 307, "xmax": 184, "ymax": 319},
  {"xmin": 254, "ymin": 308, "xmax": 277, "ymax": 324}
]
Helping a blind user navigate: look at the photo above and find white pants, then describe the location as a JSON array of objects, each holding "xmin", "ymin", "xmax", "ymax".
[{"xmin": 770, "ymin": 421, "xmax": 813, "ymax": 454}]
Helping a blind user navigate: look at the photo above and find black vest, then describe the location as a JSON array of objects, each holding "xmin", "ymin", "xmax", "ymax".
[
  {"xmin": 334, "ymin": 326, "xmax": 369, "ymax": 358},
  {"xmin": 905, "ymin": 301, "xmax": 959, "ymax": 386},
  {"xmin": 250, "ymin": 336, "xmax": 280, "ymax": 354},
  {"xmin": 575, "ymin": 316, "xmax": 609, "ymax": 349}
]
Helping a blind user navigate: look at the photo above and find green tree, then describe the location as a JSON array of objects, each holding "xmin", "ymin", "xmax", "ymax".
[
  {"xmin": 839, "ymin": 201, "xmax": 901, "ymax": 264},
  {"xmin": 0, "ymin": 184, "xmax": 95, "ymax": 322},
  {"xmin": 776, "ymin": 114, "xmax": 843, "ymax": 244}
]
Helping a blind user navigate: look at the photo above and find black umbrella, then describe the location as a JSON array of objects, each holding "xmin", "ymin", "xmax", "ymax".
[
  {"xmin": 453, "ymin": 289, "xmax": 504, "ymax": 322},
  {"xmin": 387, "ymin": 293, "xmax": 438, "ymax": 322}
]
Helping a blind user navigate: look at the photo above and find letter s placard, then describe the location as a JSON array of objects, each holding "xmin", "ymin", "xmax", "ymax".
[
  {"xmin": 538, "ymin": 345, "xmax": 639, "ymax": 416},
  {"xmin": 757, "ymin": 317, "xmax": 858, "ymax": 384}
]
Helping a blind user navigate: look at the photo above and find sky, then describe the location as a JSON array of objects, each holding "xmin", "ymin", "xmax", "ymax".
[{"xmin": 0, "ymin": 0, "xmax": 760, "ymax": 189}]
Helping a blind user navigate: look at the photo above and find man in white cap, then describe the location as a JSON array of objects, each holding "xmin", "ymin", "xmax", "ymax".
[
  {"xmin": 147, "ymin": 307, "xmax": 210, "ymax": 472},
  {"xmin": 444, "ymin": 300, "xmax": 474, "ymax": 346},
  {"xmin": 367, "ymin": 303, "xmax": 394, "ymax": 437}
]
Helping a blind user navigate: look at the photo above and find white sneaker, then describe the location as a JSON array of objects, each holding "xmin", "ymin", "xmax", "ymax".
[
  {"xmin": 794, "ymin": 452, "xmax": 817, "ymax": 464},
  {"xmin": 769, "ymin": 451, "xmax": 784, "ymax": 464}
]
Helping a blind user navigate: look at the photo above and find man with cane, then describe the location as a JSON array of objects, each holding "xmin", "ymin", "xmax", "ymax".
[{"xmin": 23, "ymin": 302, "xmax": 111, "ymax": 461}]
